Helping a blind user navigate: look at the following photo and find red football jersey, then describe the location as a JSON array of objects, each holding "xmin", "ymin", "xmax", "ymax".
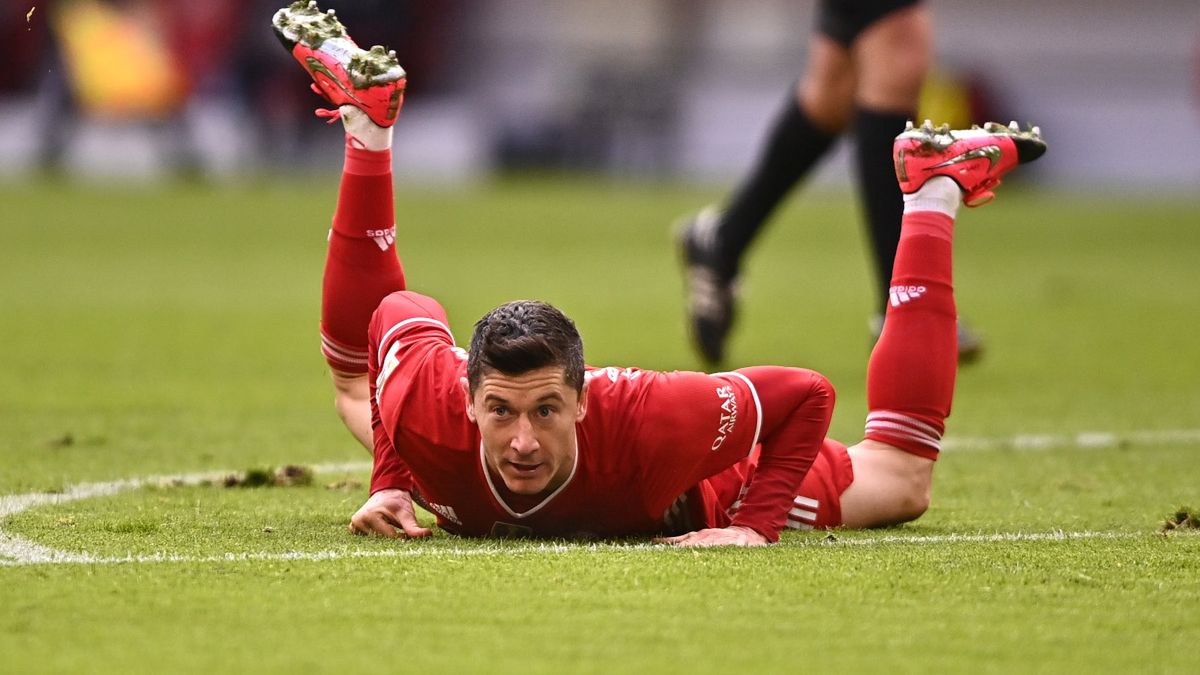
[{"xmin": 366, "ymin": 291, "xmax": 767, "ymax": 539}]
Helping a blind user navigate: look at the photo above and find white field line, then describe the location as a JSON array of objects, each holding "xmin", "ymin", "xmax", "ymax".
[
  {"xmin": 941, "ymin": 428, "xmax": 1200, "ymax": 452},
  {"xmin": 0, "ymin": 462, "xmax": 371, "ymax": 566},
  {"xmin": 2, "ymin": 427, "xmax": 1198, "ymax": 567},
  {"xmin": 0, "ymin": 530, "xmax": 1165, "ymax": 568}
]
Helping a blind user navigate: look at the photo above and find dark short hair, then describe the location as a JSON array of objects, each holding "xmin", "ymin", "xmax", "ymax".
[{"xmin": 467, "ymin": 300, "xmax": 585, "ymax": 394}]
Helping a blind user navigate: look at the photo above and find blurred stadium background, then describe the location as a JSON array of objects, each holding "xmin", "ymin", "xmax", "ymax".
[
  {"xmin": 2, "ymin": 6, "xmax": 1198, "ymax": 671},
  {"xmin": 1, "ymin": 0, "xmax": 1197, "ymax": 188}
]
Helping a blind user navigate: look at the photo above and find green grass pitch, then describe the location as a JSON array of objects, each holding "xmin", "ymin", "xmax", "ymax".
[{"xmin": 1, "ymin": 176, "xmax": 1197, "ymax": 673}]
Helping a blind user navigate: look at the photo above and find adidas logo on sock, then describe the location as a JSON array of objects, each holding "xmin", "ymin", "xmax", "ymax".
[
  {"xmin": 889, "ymin": 284, "xmax": 926, "ymax": 307},
  {"xmin": 367, "ymin": 227, "xmax": 396, "ymax": 251}
]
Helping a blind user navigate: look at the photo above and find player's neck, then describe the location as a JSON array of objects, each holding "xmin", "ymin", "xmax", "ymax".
[
  {"xmin": 491, "ymin": 479, "xmax": 552, "ymax": 511},
  {"xmin": 483, "ymin": 442, "xmax": 578, "ymax": 516},
  {"xmin": 492, "ymin": 459, "xmax": 573, "ymax": 504}
]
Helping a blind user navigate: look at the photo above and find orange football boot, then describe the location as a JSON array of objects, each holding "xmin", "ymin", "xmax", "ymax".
[
  {"xmin": 894, "ymin": 120, "xmax": 1046, "ymax": 207},
  {"xmin": 272, "ymin": 1, "xmax": 406, "ymax": 127}
]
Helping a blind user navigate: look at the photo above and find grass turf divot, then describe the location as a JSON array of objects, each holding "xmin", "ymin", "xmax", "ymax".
[
  {"xmin": 216, "ymin": 465, "xmax": 315, "ymax": 488},
  {"xmin": 1160, "ymin": 506, "xmax": 1198, "ymax": 534}
]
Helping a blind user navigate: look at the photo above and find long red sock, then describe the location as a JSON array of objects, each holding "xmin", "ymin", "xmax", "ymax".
[
  {"xmin": 320, "ymin": 140, "xmax": 406, "ymax": 374},
  {"xmin": 863, "ymin": 210, "xmax": 957, "ymax": 459}
]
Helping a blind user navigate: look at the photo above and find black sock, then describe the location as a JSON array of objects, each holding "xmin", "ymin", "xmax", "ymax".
[
  {"xmin": 714, "ymin": 94, "xmax": 837, "ymax": 278},
  {"xmin": 852, "ymin": 107, "xmax": 912, "ymax": 314}
]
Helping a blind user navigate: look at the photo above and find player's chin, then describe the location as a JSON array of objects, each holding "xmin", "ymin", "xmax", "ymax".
[{"xmin": 502, "ymin": 462, "xmax": 549, "ymax": 493}]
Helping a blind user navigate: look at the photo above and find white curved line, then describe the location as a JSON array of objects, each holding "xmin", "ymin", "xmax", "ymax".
[
  {"xmin": 0, "ymin": 462, "xmax": 371, "ymax": 565},
  {"xmin": 4, "ymin": 426, "xmax": 1199, "ymax": 567}
]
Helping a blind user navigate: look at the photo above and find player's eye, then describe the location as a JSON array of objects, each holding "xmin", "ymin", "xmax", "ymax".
[
  {"xmin": 537, "ymin": 405, "xmax": 553, "ymax": 418},
  {"xmin": 492, "ymin": 406, "xmax": 508, "ymax": 417}
]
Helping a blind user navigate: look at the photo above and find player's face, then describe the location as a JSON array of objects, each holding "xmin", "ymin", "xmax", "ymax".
[{"xmin": 464, "ymin": 366, "xmax": 588, "ymax": 496}]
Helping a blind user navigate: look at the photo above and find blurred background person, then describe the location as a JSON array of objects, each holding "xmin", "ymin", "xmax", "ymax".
[
  {"xmin": 8, "ymin": 0, "xmax": 458, "ymax": 179},
  {"xmin": 675, "ymin": 1, "xmax": 992, "ymax": 367}
]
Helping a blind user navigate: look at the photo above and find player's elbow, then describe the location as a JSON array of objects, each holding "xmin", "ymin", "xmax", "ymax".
[
  {"xmin": 805, "ymin": 370, "xmax": 835, "ymax": 407},
  {"xmin": 797, "ymin": 368, "xmax": 836, "ymax": 427}
]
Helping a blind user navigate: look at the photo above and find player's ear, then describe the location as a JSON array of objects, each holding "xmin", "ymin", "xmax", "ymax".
[
  {"xmin": 575, "ymin": 380, "xmax": 589, "ymax": 421},
  {"xmin": 460, "ymin": 377, "xmax": 476, "ymax": 423}
]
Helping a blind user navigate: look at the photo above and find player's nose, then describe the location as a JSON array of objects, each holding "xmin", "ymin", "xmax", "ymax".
[{"xmin": 511, "ymin": 416, "xmax": 539, "ymax": 453}]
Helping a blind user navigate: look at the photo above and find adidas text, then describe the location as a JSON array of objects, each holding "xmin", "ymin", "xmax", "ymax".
[{"xmin": 889, "ymin": 285, "xmax": 927, "ymax": 307}]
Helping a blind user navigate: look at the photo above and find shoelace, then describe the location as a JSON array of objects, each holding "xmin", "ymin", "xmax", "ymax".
[
  {"xmin": 312, "ymin": 84, "xmax": 343, "ymax": 123},
  {"xmin": 315, "ymin": 107, "xmax": 342, "ymax": 124}
]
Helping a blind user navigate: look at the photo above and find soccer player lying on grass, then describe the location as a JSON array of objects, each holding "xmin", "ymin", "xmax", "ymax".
[{"xmin": 273, "ymin": 2, "xmax": 1045, "ymax": 546}]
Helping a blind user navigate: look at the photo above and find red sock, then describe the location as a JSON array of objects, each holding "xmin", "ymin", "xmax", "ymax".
[
  {"xmin": 320, "ymin": 140, "xmax": 406, "ymax": 374},
  {"xmin": 863, "ymin": 210, "xmax": 957, "ymax": 459}
]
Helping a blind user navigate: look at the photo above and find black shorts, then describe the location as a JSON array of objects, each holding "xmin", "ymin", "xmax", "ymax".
[{"xmin": 816, "ymin": 0, "xmax": 922, "ymax": 47}]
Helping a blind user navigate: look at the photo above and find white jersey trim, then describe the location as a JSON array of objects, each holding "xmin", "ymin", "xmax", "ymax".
[
  {"xmin": 374, "ymin": 318, "xmax": 457, "ymax": 405},
  {"xmin": 713, "ymin": 371, "xmax": 763, "ymax": 458},
  {"xmin": 378, "ymin": 317, "xmax": 456, "ymax": 350},
  {"xmin": 479, "ymin": 438, "xmax": 579, "ymax": 520}
]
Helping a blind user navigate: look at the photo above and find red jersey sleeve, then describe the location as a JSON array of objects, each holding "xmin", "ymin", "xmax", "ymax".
[
  {"xmin": 627, "ymin": 370, "xmax": 763, "ymax": 520},
  {"xmin": 366, "ymin": 291, "xmax": 469, "ymax": 494},
  {"xmin": 727, "ymin": 367, "xmax": 835, "ymax": 540},
  {"xmin": 626, "ymin": 367, "xmax": 834, "ymax": 542}
]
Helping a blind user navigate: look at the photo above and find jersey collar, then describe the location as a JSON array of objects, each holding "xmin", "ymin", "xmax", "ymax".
[{"xmin": 478, "ymin": 437, "xmax": 579, "ymax": 519}]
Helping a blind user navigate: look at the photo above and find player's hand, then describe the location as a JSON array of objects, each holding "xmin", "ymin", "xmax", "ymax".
[
  {"xmin": 349, "ymin": 489, "xmax": 433, "ymax": 539},
  {"xmin": 654, "ymin": 525, "xmax": 768, "ymax": 548}
]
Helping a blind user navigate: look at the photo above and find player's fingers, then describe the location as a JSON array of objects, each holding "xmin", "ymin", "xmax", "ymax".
[
  {"xmin": 668, "ymin": 530, "xmax": 732, "ymax": 548},
  {"xmin": 353, "ymin": 509, "xmax": 400, "ymax": 538},
  {"xmin": 400, "ymin": 521, "xmax": 433, "ymax": 538},
  {"xmin": 349, "ymin": 514, "xmax": 372, "ymax": 536},
  {"xmin": 402, "ymin": 525, "xmax": 432, "ymax": 538},
  {"xmin": 396, "ymin": 510, "xmax": 433, "ymax": 538},
  {"xmin": 672, "ymin": 533, "xmax": 715, "ymax": 542},
  {"xmin": 374, "ymin": 510, "xmax": 409, "ymax": 538}
]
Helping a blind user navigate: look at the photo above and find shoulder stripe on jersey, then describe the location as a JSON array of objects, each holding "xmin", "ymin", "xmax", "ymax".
[
  {"xmin": 374, "ymin": 318, "xmax": 459, "ymax": 407},
  {"xmin": 712, "ymin": 371, "xmax": 763, "ymax": 458},
  {"xmin": 379, "ymin": 317, "xmax": 456, "ymax": 350}
]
